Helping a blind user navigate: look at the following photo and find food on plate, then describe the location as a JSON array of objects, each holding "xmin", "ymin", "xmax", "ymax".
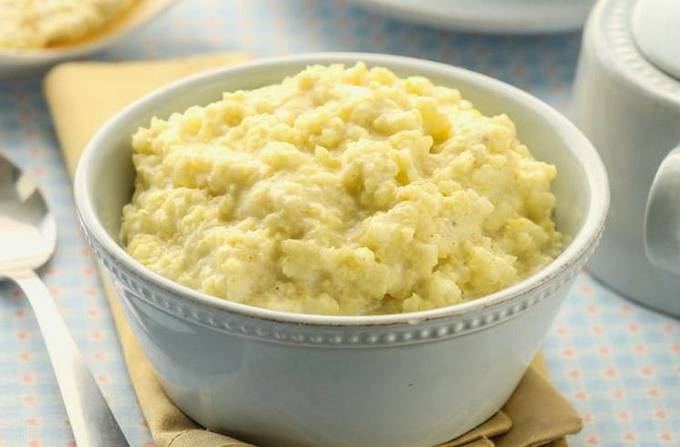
[
  {"xmin": 0, "ymin": 0, "xmax": 129, "ymax": 49},
  {"xmin": 121, "ymin": 63, "xmax": 563, "ymax": 315}
]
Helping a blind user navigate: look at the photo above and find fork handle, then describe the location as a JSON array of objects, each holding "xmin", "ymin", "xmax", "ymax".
[{"xmin": 9, "ymin": 269, "xmax": 129, "ymax": 447}]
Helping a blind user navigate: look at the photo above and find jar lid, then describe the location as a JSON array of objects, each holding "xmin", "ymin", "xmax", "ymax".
[{"xmin": 631, "ymin": 0, "xmax": 680, "ymax": 80}]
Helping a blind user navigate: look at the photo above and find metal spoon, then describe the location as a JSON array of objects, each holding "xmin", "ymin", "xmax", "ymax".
[{"xmin": 0, "ymin": 153, "xmax": 129, "ymax": 446}]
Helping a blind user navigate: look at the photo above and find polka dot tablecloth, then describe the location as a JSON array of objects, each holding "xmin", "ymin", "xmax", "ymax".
[{"xmin": 0, "ymin": 1, "xmax": 678, "ymax": 446}]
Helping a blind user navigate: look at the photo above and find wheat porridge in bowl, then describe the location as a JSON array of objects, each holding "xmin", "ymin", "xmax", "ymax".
[
  {"xmin": 121, "ymin": 62, "xmax": 563, "ymax": 316},
  {"xmin": 0, "ymin": 0, "xmax": 130, "ymax": 49}
]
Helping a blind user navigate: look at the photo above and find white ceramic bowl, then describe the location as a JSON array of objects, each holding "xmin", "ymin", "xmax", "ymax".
[
  {"xmin": 74, "ymin": 53, "xmax": 608, "ymax": 447},
  {"xmin": 0, "ymin": 0, "xmax": 177, "ymax": 77}
]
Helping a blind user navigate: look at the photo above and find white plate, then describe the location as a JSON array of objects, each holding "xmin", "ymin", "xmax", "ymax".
[
  {"xmin": 0, "ymin": 0, "xmax": 178, "ymax": 77},
  {"xmin": 348, "ymin": 0, "xmax": 596, "ymax": 34}
]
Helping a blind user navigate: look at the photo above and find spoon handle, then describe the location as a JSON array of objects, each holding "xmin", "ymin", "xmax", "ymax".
[{"xmin": 9, "ymin": 269, "xmax": 129, "ymax": 447}]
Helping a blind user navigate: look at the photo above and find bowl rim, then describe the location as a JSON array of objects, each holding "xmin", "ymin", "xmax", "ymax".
[{"xmin": 74, "ymin": 52, "xmax": 609, "ymax": 327}]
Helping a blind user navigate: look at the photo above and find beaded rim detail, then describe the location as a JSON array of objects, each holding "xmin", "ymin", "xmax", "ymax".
[{"xmin": 80, "ymin": 214, "xmax": 603, "ymax": 347}]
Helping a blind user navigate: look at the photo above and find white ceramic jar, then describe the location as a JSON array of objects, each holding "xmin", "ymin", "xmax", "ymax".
[{"xmin": 573, "ymin": 0, "xmax": 680, "ymax": 316}]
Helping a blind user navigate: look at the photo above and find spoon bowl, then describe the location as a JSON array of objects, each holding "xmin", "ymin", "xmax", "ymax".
[{"xmin": 0, "ymin": 155, "xmax": 55, "ymax": 270}]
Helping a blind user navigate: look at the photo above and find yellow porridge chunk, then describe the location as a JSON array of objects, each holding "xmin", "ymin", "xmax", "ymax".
[
  {"xmin": 121, "ymin": 63, "xmax": 563, "ymax": 316},
  {"xmin": 0, "ymin": 0, "xmax": 128, "ymax": 49}
]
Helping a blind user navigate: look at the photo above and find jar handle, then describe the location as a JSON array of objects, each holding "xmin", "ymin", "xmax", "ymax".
[{"xmin": 645, "ymin": 144, "xmax": 680, "ymax": 274}]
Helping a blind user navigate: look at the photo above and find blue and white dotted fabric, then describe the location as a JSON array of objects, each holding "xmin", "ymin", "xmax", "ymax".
[{"xmin": 0, "ymin": 1, "xmax": 678, "ymax": 446}]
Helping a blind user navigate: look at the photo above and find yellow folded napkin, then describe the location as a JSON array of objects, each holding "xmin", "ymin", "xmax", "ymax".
[{"xmin": 44, "ymin": 53, "xmax": 582, "ymax": 447}]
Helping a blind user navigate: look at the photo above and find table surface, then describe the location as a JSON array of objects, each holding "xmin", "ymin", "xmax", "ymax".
[{"xmin": 0, "ymin": 1, "xmax": 678, "ymax": 446}]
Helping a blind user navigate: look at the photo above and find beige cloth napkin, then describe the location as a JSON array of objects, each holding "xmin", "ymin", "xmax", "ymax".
[{"xmin": 44, "ymin": 53, "xmax": 582, "ymax": 447}]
